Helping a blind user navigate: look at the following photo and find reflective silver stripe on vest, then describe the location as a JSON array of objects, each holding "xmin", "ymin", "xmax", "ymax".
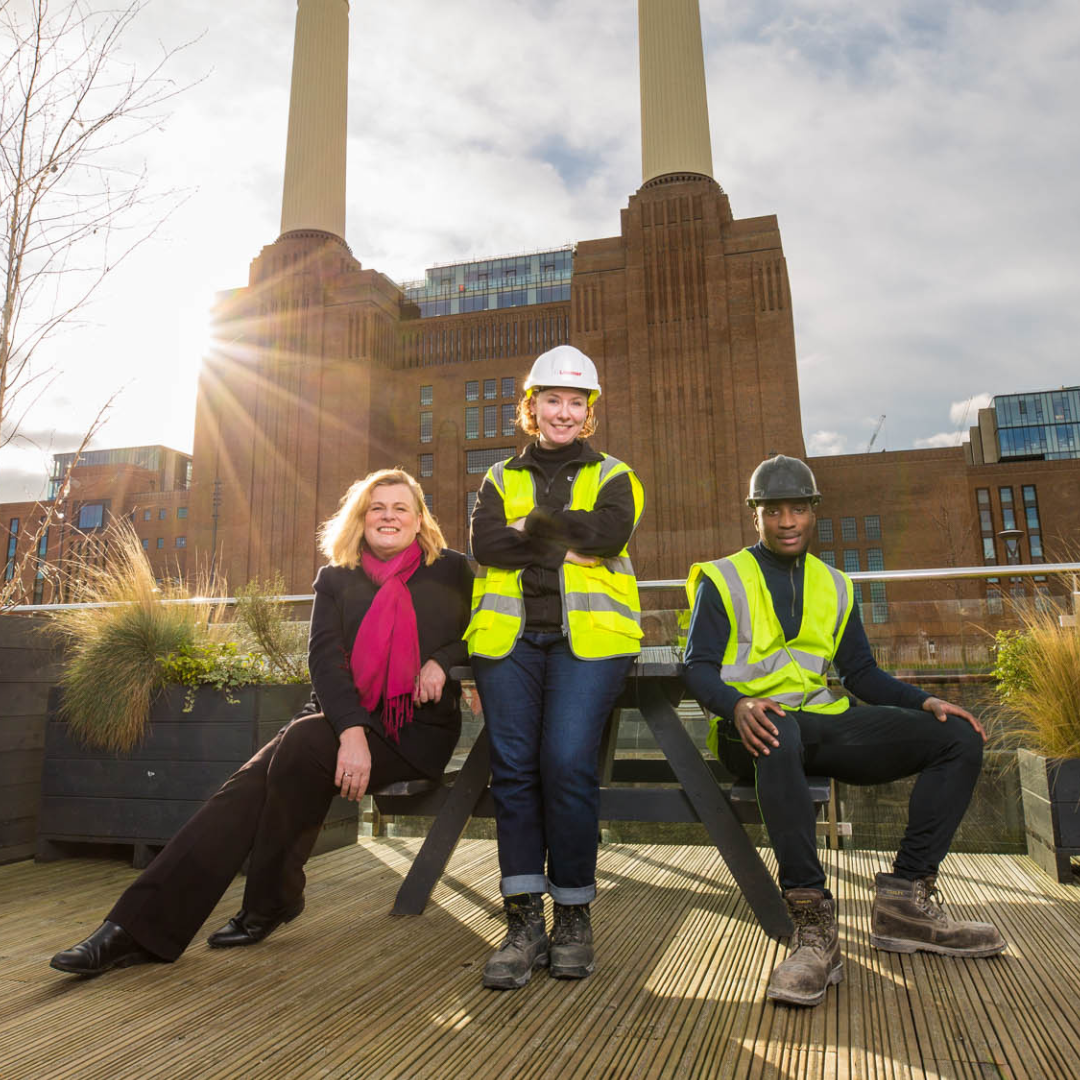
[
  {"xmin": 597, "ymin": 454, "xmax": 625, "ymax": 485},
  {"xmin": 564, "ymin": 591, "xmax": 642, "ymax": 625},
  {"xmin": 771, "ymin": 686, "xmax": 842, "ymax": 708},
  {"xmin": 821, "ymin": 563, "xmax": 851, "ymax": 640},
  {"xmin": 489, "ymin": 459, "xmax": 507, "ymax": 494},
  {"xmin": 472, "ymin": 592, "xmax": 524, "ymax": 619},
  {"xmin": 713, "ymin": 559, "xmax": 752, "ymax": 664},
  {"xmin": 722, "ymin": 649, "xmax": 789, "ymax": 683},
  {"xmin": 604, "ymin": 555, "xmax": 635, "ymax": 576},
  {"xmin": 789, "ymin": 647, "xmax": 829, "ymax": 675}
]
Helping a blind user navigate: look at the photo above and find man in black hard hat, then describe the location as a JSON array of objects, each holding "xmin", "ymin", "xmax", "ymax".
[{"xmin": 682, "ymin": 455, "xmax": 1005, "ymax": 1008}]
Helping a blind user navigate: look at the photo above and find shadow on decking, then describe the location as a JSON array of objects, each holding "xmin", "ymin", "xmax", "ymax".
[{"xmin": 2, "ymin": 840, "xmax": 1079, "ymax": 1078}]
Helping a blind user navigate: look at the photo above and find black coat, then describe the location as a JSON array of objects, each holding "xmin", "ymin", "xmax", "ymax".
[{"xmin": 306, "ymin": 549, "xmax": 473, "ymax": 779}]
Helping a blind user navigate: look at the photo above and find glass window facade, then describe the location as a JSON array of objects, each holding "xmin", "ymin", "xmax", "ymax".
[
  {"xmin": 843, "ymin": 550, "xmax": 861, "ymax": 574},
  {"xmin": 420, "ymin": 385, "xmax": 433, "ymax": 406},
  {"xmin": 465, "ymin": 380, "xmax": 479, "ymax": 401},
  {"xmin": 419, "ymin": 453, "xmax": 433, "ymax": 478},
  {"xmin": 420, "ymin": 411, "xmax": 433, "ymax": 443},
  {"xmin": 993, "ymin": 386, "xmax": 1080, "ymax": 460},
  {"xmin": 864, "ymin": 515, "xmax": 881, "ymax": 540},
  {"xmin": 484, "ymin": 405, "xmax": 497, "ymax": 439},
  {"xmin": 78, "ymin": 503, "xmax": 105, "ymax": 530},
  {"xmin": 817, "ymin": 519, "xmax": 834, "ymax": 543},
  {"xmin": 866, "ymin": 548, "xmax": 884, "ymax": 572},
  {"xmin": 465, "ymin": 407, "xmax": 479, "ymax": 440},
  {"xmin": 502, "ymin": 377, "xmax": 516, "ymax": 398},
  {"xmin": 467, "ymin": 447, "xmax": 516, "ymax": 474},
  {"xmin": 840, "ymin": 517, "xmax": 857, "ymax": 542},
  {"xmin": 501, "ymin": 403, "xmax": 516, "ymax": 436},
  {"xmin": 483, "ymin": 379, "xmax": 497, "ymax": 400},
  {"xmin": 403, "ymin": 247, "xmax": 573, "ymax": 319}
]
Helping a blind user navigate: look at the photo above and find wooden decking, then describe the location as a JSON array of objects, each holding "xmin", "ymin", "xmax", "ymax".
[{"xmin": 2, "ymin": 841, "xmax": 1078, "ymax": 1078}]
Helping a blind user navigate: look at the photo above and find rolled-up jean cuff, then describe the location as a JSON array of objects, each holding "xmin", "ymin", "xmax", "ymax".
[
  {"xmin": 500, "ymin": 874, "xmax": 548, "ymax": 898},
  {"xmin": 548, "ymin": 881, "xmax": 596, "ymax": 905}
]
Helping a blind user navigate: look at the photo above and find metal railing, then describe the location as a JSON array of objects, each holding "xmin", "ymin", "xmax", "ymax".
[{"xmin": 7, "ymin": 562, "xmax": 1080, "ymax": 614}]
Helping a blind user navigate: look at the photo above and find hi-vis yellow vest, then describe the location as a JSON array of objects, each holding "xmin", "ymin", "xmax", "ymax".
[
  {"xmin": 686, "ymin": 549, "xmax": 854, "ymax": 757},
  {"xmin": 465, "ymin": 454, "xmax": 645, "ymax": 660}
]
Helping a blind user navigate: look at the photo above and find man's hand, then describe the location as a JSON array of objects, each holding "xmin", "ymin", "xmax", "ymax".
[
  {"xmin": 921, "ymin": 696, "xmax": 986, "ymax": 741},
  {"xmin": 732, "ymin": 697, "xmax": 786, "ymax": 756},
  {"xmin": 336, "ymin": 726, "xmax": 372, "ymax": 801},
  {"xmin": 415, "ymin": 658, "xmax": 446, "ymax": 704}
]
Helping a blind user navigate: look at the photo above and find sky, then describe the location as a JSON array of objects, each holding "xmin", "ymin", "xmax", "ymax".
[{"xmin": 1, "ymin": 0, "xmax": 1078, "ymax": 501}]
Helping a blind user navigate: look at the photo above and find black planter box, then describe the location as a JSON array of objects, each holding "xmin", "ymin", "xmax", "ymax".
[
  {"xmin": 37, "ymin": 685, "xmax": 358, "ymax": 865},
  {"xmin": 1018, "ymin": 748, "xmax": 1080, "ymax": 884}
]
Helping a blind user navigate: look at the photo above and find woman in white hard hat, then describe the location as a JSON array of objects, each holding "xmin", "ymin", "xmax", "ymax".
[{"xmin": 466, "ymin": 344, "xmax": 645, "ymax": 990}]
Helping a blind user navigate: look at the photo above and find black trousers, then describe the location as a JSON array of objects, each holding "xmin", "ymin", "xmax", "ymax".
[
  {"xmin": 714, "ymin": 705, "xmax": 984, "ymax": 892},
  {"xmin": 108, "ymin": 714, "xmax": 423, "ymax": 961}
]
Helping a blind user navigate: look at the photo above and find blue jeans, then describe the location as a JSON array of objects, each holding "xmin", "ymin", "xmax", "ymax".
[{"xmin": 472, "ymin": 632, "xmax": 632, "ymax": 904}]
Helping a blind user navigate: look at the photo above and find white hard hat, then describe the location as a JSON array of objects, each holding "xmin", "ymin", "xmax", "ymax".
[{"xmin": 524, "ymin": 345, "xmax": 601, "ymax": 404}]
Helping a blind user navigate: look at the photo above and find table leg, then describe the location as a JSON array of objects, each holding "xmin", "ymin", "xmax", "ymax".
[
  {"xmin": 390, "ymin": 727, "xmax": 492, "ymax": 916},
  {"xmin": 634, "ymin": 679, "xmax": 793, "ymax": 939}
]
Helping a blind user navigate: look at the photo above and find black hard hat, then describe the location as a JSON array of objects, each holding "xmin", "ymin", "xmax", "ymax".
[{"xmin": 746, "ymin": 455, "xmax": 822, "ymax": 507}]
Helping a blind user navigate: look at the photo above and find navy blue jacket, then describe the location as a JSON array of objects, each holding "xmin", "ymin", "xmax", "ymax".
[{"xmin": 682, "ymin": 542, "xmax": 929, "ymax": 721}]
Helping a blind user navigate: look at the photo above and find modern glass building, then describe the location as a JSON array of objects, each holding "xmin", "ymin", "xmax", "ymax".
[
  {"xmin": 402, "ymin": 245, "xmax": 573, "ymax": 318},
  {"xmin": 993, "ymin": 386, "xmax": 1080, "ymax": 460}
]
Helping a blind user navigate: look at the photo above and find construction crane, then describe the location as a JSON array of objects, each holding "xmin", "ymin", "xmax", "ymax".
[{"xmin": 866, "ymin": 414, "xmax": 886, "ymax": 453}]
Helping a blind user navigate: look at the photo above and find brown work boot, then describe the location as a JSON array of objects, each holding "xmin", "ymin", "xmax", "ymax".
[
  {"xmin": 871, "ymin": 873, "xmax": 1006, "ymax": 957},
  {"xmin": 766, "ymin": 888, "xmax": 843, "ymax": 1007},
  {"xmin": 482, "ymin": 893, "xmax": 549, "ymax": 990}
]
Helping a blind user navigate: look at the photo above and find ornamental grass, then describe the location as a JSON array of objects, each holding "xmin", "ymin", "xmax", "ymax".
[
  {"xmin": 993, "ymin": 606, "xmax": 1080, "ymax": 761},
  {"xmin": 47, "ymin": 522, "xmax": 216, "ymax": 754}
]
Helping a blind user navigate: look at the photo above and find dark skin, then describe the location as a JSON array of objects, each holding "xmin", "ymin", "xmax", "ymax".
[{"xmin": 731, "ymin": 498, "xmax": 987, "ymax": 757}]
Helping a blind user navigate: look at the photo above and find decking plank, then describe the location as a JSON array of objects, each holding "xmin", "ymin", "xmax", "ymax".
[{"xmin": 2, "ymin": 844, "xmax": 1078, "ymax": 1078}]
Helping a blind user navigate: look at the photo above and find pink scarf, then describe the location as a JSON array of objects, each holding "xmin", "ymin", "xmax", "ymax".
[{"xmin": 350, "ymin": 541, "xmax": 422, "ymax": 742}]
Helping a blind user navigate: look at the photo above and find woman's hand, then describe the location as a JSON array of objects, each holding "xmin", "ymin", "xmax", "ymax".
[
  {"xmin": 336, "ymin": 726, "xmax": 372, "ymax": 801},
  {"xmin": 414, "ymin": 658, "xmax": 446, "ymax": 704},
  {"xmin": 564, "ymin": 549, "xmax": 601, "ymax": 567}
]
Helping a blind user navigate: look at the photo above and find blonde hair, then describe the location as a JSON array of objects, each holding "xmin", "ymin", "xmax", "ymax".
[
  {"xmin": 516, "ymin": 388, "xmax": 598, "ymax": 440},
  {"xmin": 318, "ymin": 469, "xmax": 446, "ymax": 568}
]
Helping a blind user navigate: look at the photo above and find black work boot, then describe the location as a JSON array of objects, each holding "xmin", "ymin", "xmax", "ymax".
[
  {"xmin": 871, "ymin": 872, "xmax": 1006, "ymax": 957},
  {"xmin": 482, "ymin": 893, "xmax": 549, "ymax": 990},
  {"xmin": 50, "ymin": 921, "xmax": 160, "ymax": 976},
  {"xmin": 549, "ymin": 903, "xmax": 595, "ymax": 979},
  {"xmin": 766, "ymin": 889, "xmax": 843, "ymax": 1007}
]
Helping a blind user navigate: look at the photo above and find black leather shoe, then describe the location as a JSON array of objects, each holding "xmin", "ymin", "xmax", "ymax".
[
  {"xmin": 206, "ymin": 896, "xmax": 305, "ymax": 948},
  {"xmin": 50, "ymin": 921, "xmax": 159, "ymax": 976}
]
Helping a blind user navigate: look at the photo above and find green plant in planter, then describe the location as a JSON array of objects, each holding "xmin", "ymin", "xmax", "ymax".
[
  {"xmin": 993, "ymin": 615, "xmax": 1080, "ymax": 759},
  {"xmin": 47, "ymin": 524, "xmax": 306, "ymax": 754}
]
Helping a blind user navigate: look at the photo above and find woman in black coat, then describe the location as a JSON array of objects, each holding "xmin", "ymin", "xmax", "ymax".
[{"xmin": 51, "ymin": 468, "xmax": 472, "ymax": 975}]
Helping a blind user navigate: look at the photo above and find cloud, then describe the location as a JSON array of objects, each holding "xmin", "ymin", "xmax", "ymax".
[
  {"xmin": 948, "ymin": 393, "xmax": 992, "ymax": 427},
  {"xmin": 914, "ymin": 431, "xmax": 966, "ymax": 449},
  {"xmin": 806, "ymin": 430, "xmax": 848, "ymax": 456}
]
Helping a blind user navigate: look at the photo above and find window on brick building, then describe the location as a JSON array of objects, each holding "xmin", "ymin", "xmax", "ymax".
[
  {"xmin": 5, "ymin": 518, "xmax": 18, "ymax": 580},
  {"xmin": 419, "ymin": 454, "xmax": 433, "ymax": 478},
  {"xmin": 987, "ymin": 580, "xmax": 1003, "ymax": 615},
  {"xmin": 465, "ymin": 380, "xmax": 479, "ymax": 401},
  {"xmin": 420, "ymin": 385, "xmax": 433, "ymax": 406},
  {"xmin": 465, "ymin": 407, "xmax": 479, "ymax": 440},
  {"xmin": 156, "ymin": 538, "xmax": 164, "ymax": 549},
  {"xmin": 420, "ymin": 411, "xmax": 433, "ymax": 443},
  {"xmin": 424, "ymin": 493, "xmax": 433, "ymax": 512},
  {"xmin": 467, "ymin": 448, "xmax": 515, "ymax": 474},
  {"xmin": 158, "ymin": 508, "xmax": 167, "ymax": 520},
  {"xmin": 501, "ymin": 403, "xmax": 516, "ymax": 436},
  {"xmin": 870, "ymin": 581, "xmax": 888, "ymax": 624},
  {"xmin": 819, "ymin": 550, "xmax": 835, "ymax": 567},
  {"xmin": 175, "ymin": 537, "xmax": 186, "ymax": 548},
  {"xmin": 998, "ymin": 487, "xmax": 1016, "ymax": 531},
  {"xmin": 866, "ymin": 548, "xmax": 884, "ymax": 572},
  {"xmin": 483, "ymin": 379, "xmax": 497, "ymax": 400},
  {"xmin": 143, "ymin": 509, "xmax": 151, "ymax": 521},
  {"xmin": 840, "ymin": 517, "xmax": 857, "ymax": 542},
  {"xmin": 864, "ymin": 515, "xmax": 881, "ymax": 540},
  {"xmin": 484, "ymin": 405, "xmax": 497, "ymax": 439},
  {"xmin": 843, "ymin": 550, "xmax": 860, "ymax": 574},
  {"xmin": 78, "ymin": 504, "xmax": 105, "ymax": 530},
  {"xmin": 142, "ymin": 538, "xmax": 150, "ymax": 550},
  {"xmin": 502, "ymin": 377, "xmax": 515, "ymax": 398},
  {"xmin": 177, "ymin": 507, "xmax": 187, "ymax": 519},
  {"xmin": 817, "ymin": 519, "xmax": 834, "ymax": 543}
]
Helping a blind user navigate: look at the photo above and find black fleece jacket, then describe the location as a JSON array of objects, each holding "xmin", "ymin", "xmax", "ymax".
[
  {"xmin": 682, "ymin": 541, "xmax": 929, "ymax": 722},
  {"xmin": 305, "ymin": 550, "xmax": 473, "ymax": 779},
  {"xmin": 469, "ymin": 439, "xmax": 637, "ymax": 631}
]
